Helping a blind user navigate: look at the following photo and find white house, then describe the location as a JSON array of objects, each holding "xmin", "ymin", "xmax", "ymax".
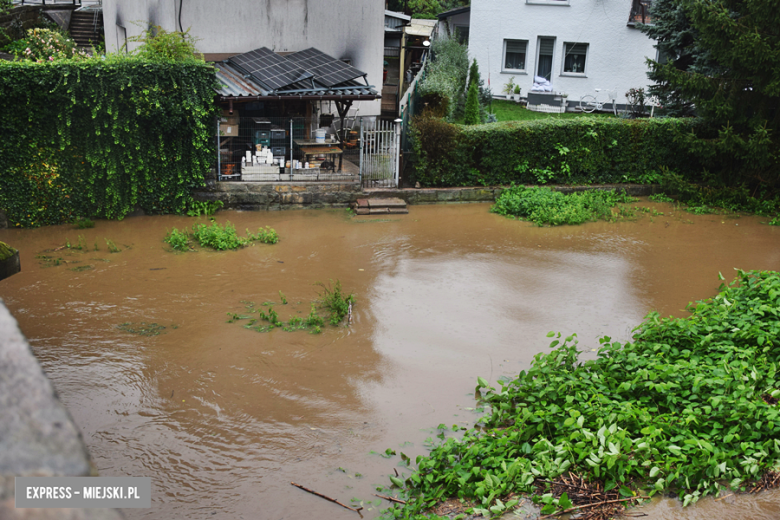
[
  {"xmin": 102, "ymin": 0, "xmax": 384, "ymax": 116},
  {"xmin": 467, "ymin": 0, "xmax": 655, "ymax": 111}
]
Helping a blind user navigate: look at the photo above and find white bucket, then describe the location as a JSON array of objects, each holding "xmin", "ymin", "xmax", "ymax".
[{"xmin": 315, "ymin": 128, "xmax": 327, "ymax": 143}]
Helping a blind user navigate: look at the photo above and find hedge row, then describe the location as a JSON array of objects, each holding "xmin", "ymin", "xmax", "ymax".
[
  {"xmin": 0, "ymin": 57, "xmax": 218, "ymax": 227},
  {"xmin": 410, "ymin": 116, "xmax": 703, "ymax": 187}
]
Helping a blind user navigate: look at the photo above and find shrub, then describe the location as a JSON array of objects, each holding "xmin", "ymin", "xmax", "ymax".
[
  {"xmin": 6, "ymin": 28, "xmax": 88, "ymax": 62},
  {"xmin": 388, "ymin": 270, "xmax": 780, "ymax": 517},
  {"xmin": 491, "ymin": 186, "xmax": 636, "ymax": 226},
  {"xmin": 418, "ymin": 38, "xmax": 469, "ymax": 121},
  {"xmin": 164, "ymin": 228, "xmax": 192, "ymax": 251},
  {"xmin": 411, "ymin": 116, "xmax": 702, "ymax": 187},
  {"xmin": 463, "ymin": 82, "xmax": 480, "ymax": 126}
]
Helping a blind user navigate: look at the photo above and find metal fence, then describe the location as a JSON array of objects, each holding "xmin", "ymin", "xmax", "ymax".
[
  {"xmin": 398, "ymin": 52, "xmax": 428, "ymax": 187},
  {"xmin": 360, "ymin": 119, "xmax": 400, "ymax": 188}
]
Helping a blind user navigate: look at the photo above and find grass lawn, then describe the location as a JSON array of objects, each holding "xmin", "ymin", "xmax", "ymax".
[{"xmin": 488, "ymin": 99, "xmax": 614, "ymax": 122}]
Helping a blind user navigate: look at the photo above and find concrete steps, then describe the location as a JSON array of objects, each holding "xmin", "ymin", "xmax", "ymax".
[
  {"xmin": 68, "ymin": 10, "xmax": 102, "ymax": 48},
  {"xmin": 352, "ymin": 197, "xmax": 408, "ymax": 215}
]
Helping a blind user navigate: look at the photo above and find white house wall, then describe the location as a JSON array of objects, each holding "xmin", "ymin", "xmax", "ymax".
[
  {"xmin": 103, "ymin": 0, "xmax": 384, "ymax": 115},
  {"xmin": 469, "ymin": 0, "xmax": 655, "ymax": 106}
]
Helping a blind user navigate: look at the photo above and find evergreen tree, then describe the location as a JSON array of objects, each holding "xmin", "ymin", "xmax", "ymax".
[
  {"xmin": 468, "ymin": 58, "xmax": 480, "ymax": 89},
  {"xmin": 643, "ymin": 0, "xmax": 780, "ymax": 187},
  {"xmin": 640, "ymin": 0, "xmax": 718, "ymax": 116},
  {"xmin": 463, "ymin": 81, "xmax": 480, "ymax": 125}
]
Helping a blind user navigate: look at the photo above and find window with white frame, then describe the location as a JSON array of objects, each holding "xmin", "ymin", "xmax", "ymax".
[
  {"xmin": 563, "ymin": 42, "xmax": 588, "ymax": 74},
  {"xmin": 503, "ymin": 40, "xmax": 528, "ymax": 71}
]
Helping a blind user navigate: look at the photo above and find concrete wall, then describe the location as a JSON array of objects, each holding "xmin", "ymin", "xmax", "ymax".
[
  {"xmin": 103, "ymin": 0, "xmax": 384, "ymax": 115},
  {"xmin": 0, "ymin": 300, "xmax": 123, "ymax": 519},
  {"xmin": 469, "ymin": 0, "xmax": 655, "ymax": 105}
]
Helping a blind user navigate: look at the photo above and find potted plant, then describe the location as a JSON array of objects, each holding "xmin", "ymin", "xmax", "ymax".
[
  {"xmin": 502, "ymin": 77, "xmax": 516, "ymax": 100},
  {"xmin": 513, "ymin": 85, "xmax": 522, "ymax": 102}
]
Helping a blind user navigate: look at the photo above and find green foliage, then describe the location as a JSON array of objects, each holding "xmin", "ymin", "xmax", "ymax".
[
  {"xmin": 386, "ymin": 270, "xmax": 780, "ymax": 518},
  {"xmin": 73, "ymin": 217, "xmax": 95, "ymax": 229},
  {"xmin": 315, "ymin": 280, "xmax": 356, "ymax": 326},
  {"xmin": 491, "ymin": 186, "xmax": 637, "ymax": 226},
  {"xmin": 418, "ymin": 38, "xmax": 469, "ymax": 121},
  {"xmin": 104, "ymin": 239, "xmax": 121, "ymax": 253},
  {"xmin": 0, "ymin": 56, "xmax": 218, "ymax": 227},
  {"xmin": 164, "ymin": 228, "xmax": 192, "ymax": 251},
  {"xmin": 463, "ymin": 82, "xmax": 480, "ymax": 126},
  {"xmin": 0, "ymin": 241, "xmax": 16, "ymax": 261},
  {"xmin": 166, "ymin": 221, "xmax": 278, "ymax": 251},
  {"xmin": 658, "ymin": 170, "xmax": 780, "ymax": 217},
  {"xmin": 226, "ymin": 284, "xmax": 352, "ymax": 334},
  {"xmin": 411, "ymin": 116, "xmax": 700, "ymax": 187},
  {"xmin": 642, "ymin": 0, "xmax": 780, "ymax": 189},
  {"xmin": 186, "ymin": 200, "xmax": 223, "ymax": 217},
  {"xmin": 5, "ymin": 28, "xmax": 88, "ymax": 62},
  {"xmin": 128, "ymin": 25, "xmax": 202, "ymax": 62}
]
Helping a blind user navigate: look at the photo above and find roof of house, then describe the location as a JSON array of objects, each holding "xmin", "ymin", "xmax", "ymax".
[
  {"xmin": 214, "ymin": 47, "xmax": 379, "ymax": 101},
  {"xmin": 385, "ymin": 9, "xmax": 411, "ymax": 21},
  {"xmin": 436, "ymin": 5, "xmax": 470, "ymax": 19},
  {"xmin": 404, "ymin": 19, "xmax": 436, "ymax": 37}
]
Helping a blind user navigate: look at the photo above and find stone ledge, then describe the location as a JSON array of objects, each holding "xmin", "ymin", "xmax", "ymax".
[{"xmin": 0, "ymin": 300, "xmax": 123, "ymax": 519}]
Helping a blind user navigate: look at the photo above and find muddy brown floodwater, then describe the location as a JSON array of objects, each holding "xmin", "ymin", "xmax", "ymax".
[{"xmin": 1, "ymin": 202, "xmax": 779, "ymax": 520}]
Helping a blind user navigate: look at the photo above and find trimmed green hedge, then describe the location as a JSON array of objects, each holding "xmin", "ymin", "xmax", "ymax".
[
  {"xmin": 411, "ymin": 116, "xmax": 702, "ymax": 187},
  {"xmin": 0, "ymin": 57, "xmax": 218, "ymax": 227}
]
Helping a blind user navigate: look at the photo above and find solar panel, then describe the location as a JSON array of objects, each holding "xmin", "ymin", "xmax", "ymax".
[
  {"xmin": 286, "ymin": 48, "xmax": 366, "ymax": 88},
  {"xmin": 229, "ymin": 47, "xmax": 305, "ymax": 91}
]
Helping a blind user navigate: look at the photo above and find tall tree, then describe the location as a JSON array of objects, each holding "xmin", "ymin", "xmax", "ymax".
[{"xmin": 643, "ymin": 0, "xmax": 780, "ymax": 187}]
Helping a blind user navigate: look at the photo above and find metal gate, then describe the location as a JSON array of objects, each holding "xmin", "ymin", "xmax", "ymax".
[{"xmin": 360, "ymin": 119, "xmax": 401, "ymax": 188}]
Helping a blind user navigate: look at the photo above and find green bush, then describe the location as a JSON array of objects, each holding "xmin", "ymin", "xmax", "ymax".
[
  {"xmin": 491, "ymin": 186, "xmax": 636, "ymax": 226},
  {"xmin": 387, "ymin": 270, "xmax": 780, "ymax": 518},
  {"xmin": 418, "ymin": 38, "xmax": 469, "ymax": 121},
  {"xmin": 0, "ymin": 56, "xmax": 217, "ymax": 227},
  {"xmin": 411, "ymin": 116, "xmax": 702, "ymax": 187},
  {"xmin": 167, "ymin": 221, "xmax": 278, "ymax": 251}
]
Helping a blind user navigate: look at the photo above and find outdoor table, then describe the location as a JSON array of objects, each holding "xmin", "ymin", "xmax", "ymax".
[{"xmin": 294, "ymin": 140, "xmax": 344, "ymax": 172}]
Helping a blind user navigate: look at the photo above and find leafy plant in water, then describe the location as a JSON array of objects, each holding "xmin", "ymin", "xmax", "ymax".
[
  {"xmin": 491, "ymin": 186, "xmax": 636, "ymax": 226},
  {"xmin": 186, "ymin": 200, "xmax": 223, "ymax": 217},
  {"xmin": 73, "ymin": 218, "xmax": 95, "ymax": 229},
  {"xmin": 384, "ymin": 270, "xmax": 780, "ymax": 518},
  {"xmin": 104, "ymin": 239, "xmax": 121, "ymax": 253},
  {"xmin": 164, "ymin": 228, "xmax": 192, "ymax": 251},
  {"xmin": 315, "ymin": 280, "xmax": 356, "ymax": 325}
]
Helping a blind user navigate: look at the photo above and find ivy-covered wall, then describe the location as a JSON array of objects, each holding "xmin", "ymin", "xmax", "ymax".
[
  {"xmin": 0, "ymin": 57, "xmax": 218, "ymax": 227},
  {"xmin": 411, "ymin": 117, "xmax": 703, "ymax": 187}
]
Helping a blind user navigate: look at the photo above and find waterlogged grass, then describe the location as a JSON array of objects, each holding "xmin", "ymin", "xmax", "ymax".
[
  {"xmin": 316, "ymin": 280, "xmax": 356, "ymax": 325},
  {"xmin": 385, "ymin": 270, "xmax": 780, "ymax": 519},
  {"xmin": 491, "ymin": 186, "xmax": 637, "ymax": 226},
  {"xmin": 117, "ymin": 322, "xmax": 167, "ymax": 336},
  {"xmin": 226, "ymin": 281, "xmax": 355, "ymax": 334},
  {"xmin": 165, "ymin": 221, "xmax": 279, "ymax": 251}
]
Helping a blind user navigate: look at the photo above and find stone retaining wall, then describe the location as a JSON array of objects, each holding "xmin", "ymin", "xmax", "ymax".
[
  {"xmin": 193, "ymin": 183, "xmax": 658, "ymax": 211},
  {"xmin": 192, "ymin": 181, "xmax": 363, "ymax": 211},
  {"xmin": 0, "ymin": 300, "xmax": 123, "ymax": 519}
]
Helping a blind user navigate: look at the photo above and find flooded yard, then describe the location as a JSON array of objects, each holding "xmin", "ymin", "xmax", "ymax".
[{"xmin": 0, "ymin": 202, "xmax": 778, "ymax": 519}]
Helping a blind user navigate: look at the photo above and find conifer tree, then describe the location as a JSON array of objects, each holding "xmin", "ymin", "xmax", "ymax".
[
  {"xmin": 643, "ymin": 0, "xmax": 780, "ymax": 187},
  {"xmin": 463, "ymin": 81, "xmax": 480, "ymax": 125}
]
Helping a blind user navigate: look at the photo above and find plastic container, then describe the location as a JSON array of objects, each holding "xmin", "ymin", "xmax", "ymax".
[{"xmin": 315, "ymin": 128, "xmax": 327, "ymax": 143}]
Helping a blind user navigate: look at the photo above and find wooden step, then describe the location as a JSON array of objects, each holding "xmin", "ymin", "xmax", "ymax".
[{"xmin": 351, "ymin": 197, "xmax": 408, "ymax": 215}]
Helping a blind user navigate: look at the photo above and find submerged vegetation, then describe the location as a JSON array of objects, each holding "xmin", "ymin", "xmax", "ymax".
[
  {"xmin": 226, "ymin": 281, "xmax": 355, "ymax": 334},
  {"xmin": 0, "ymin": 241, "xmax": 16, "ymax": 261},
  {"xmin": 165, "ymin": 221, "xmax": 279, "ymax": 251},
  {"xmin": 491, "ymin": 186, "xmax": 637, "ymax": 226},
  {"xmin": 384, "ymin": 270, "xmax": 780, "ymax": 519}
]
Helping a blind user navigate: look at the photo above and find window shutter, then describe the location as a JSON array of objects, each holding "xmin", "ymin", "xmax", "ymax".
[
  {"xmin": 539, "ymin": 38, "xmax": 555, "ymax": 56},
  {"xmin": 566, "ymin": 43, "xmax": 588, "ymax": 55},
  {"xmin": 506, "ymin": 41, "xmax": 527, "ymax": 54}
]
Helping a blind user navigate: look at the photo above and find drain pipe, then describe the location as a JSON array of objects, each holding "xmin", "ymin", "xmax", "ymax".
[
  {"xmin": 216, "ymin": 117, "xmax": 221, "ymax": 181},
  {"xmin": 289, "ymin": 118, "xmax": 293, "ymax": 178}
]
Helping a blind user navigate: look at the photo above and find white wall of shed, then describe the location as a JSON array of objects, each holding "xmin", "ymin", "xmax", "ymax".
[{"xmin": 103, "ymin": 0, "xmax": 383, "ymax": 115}]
